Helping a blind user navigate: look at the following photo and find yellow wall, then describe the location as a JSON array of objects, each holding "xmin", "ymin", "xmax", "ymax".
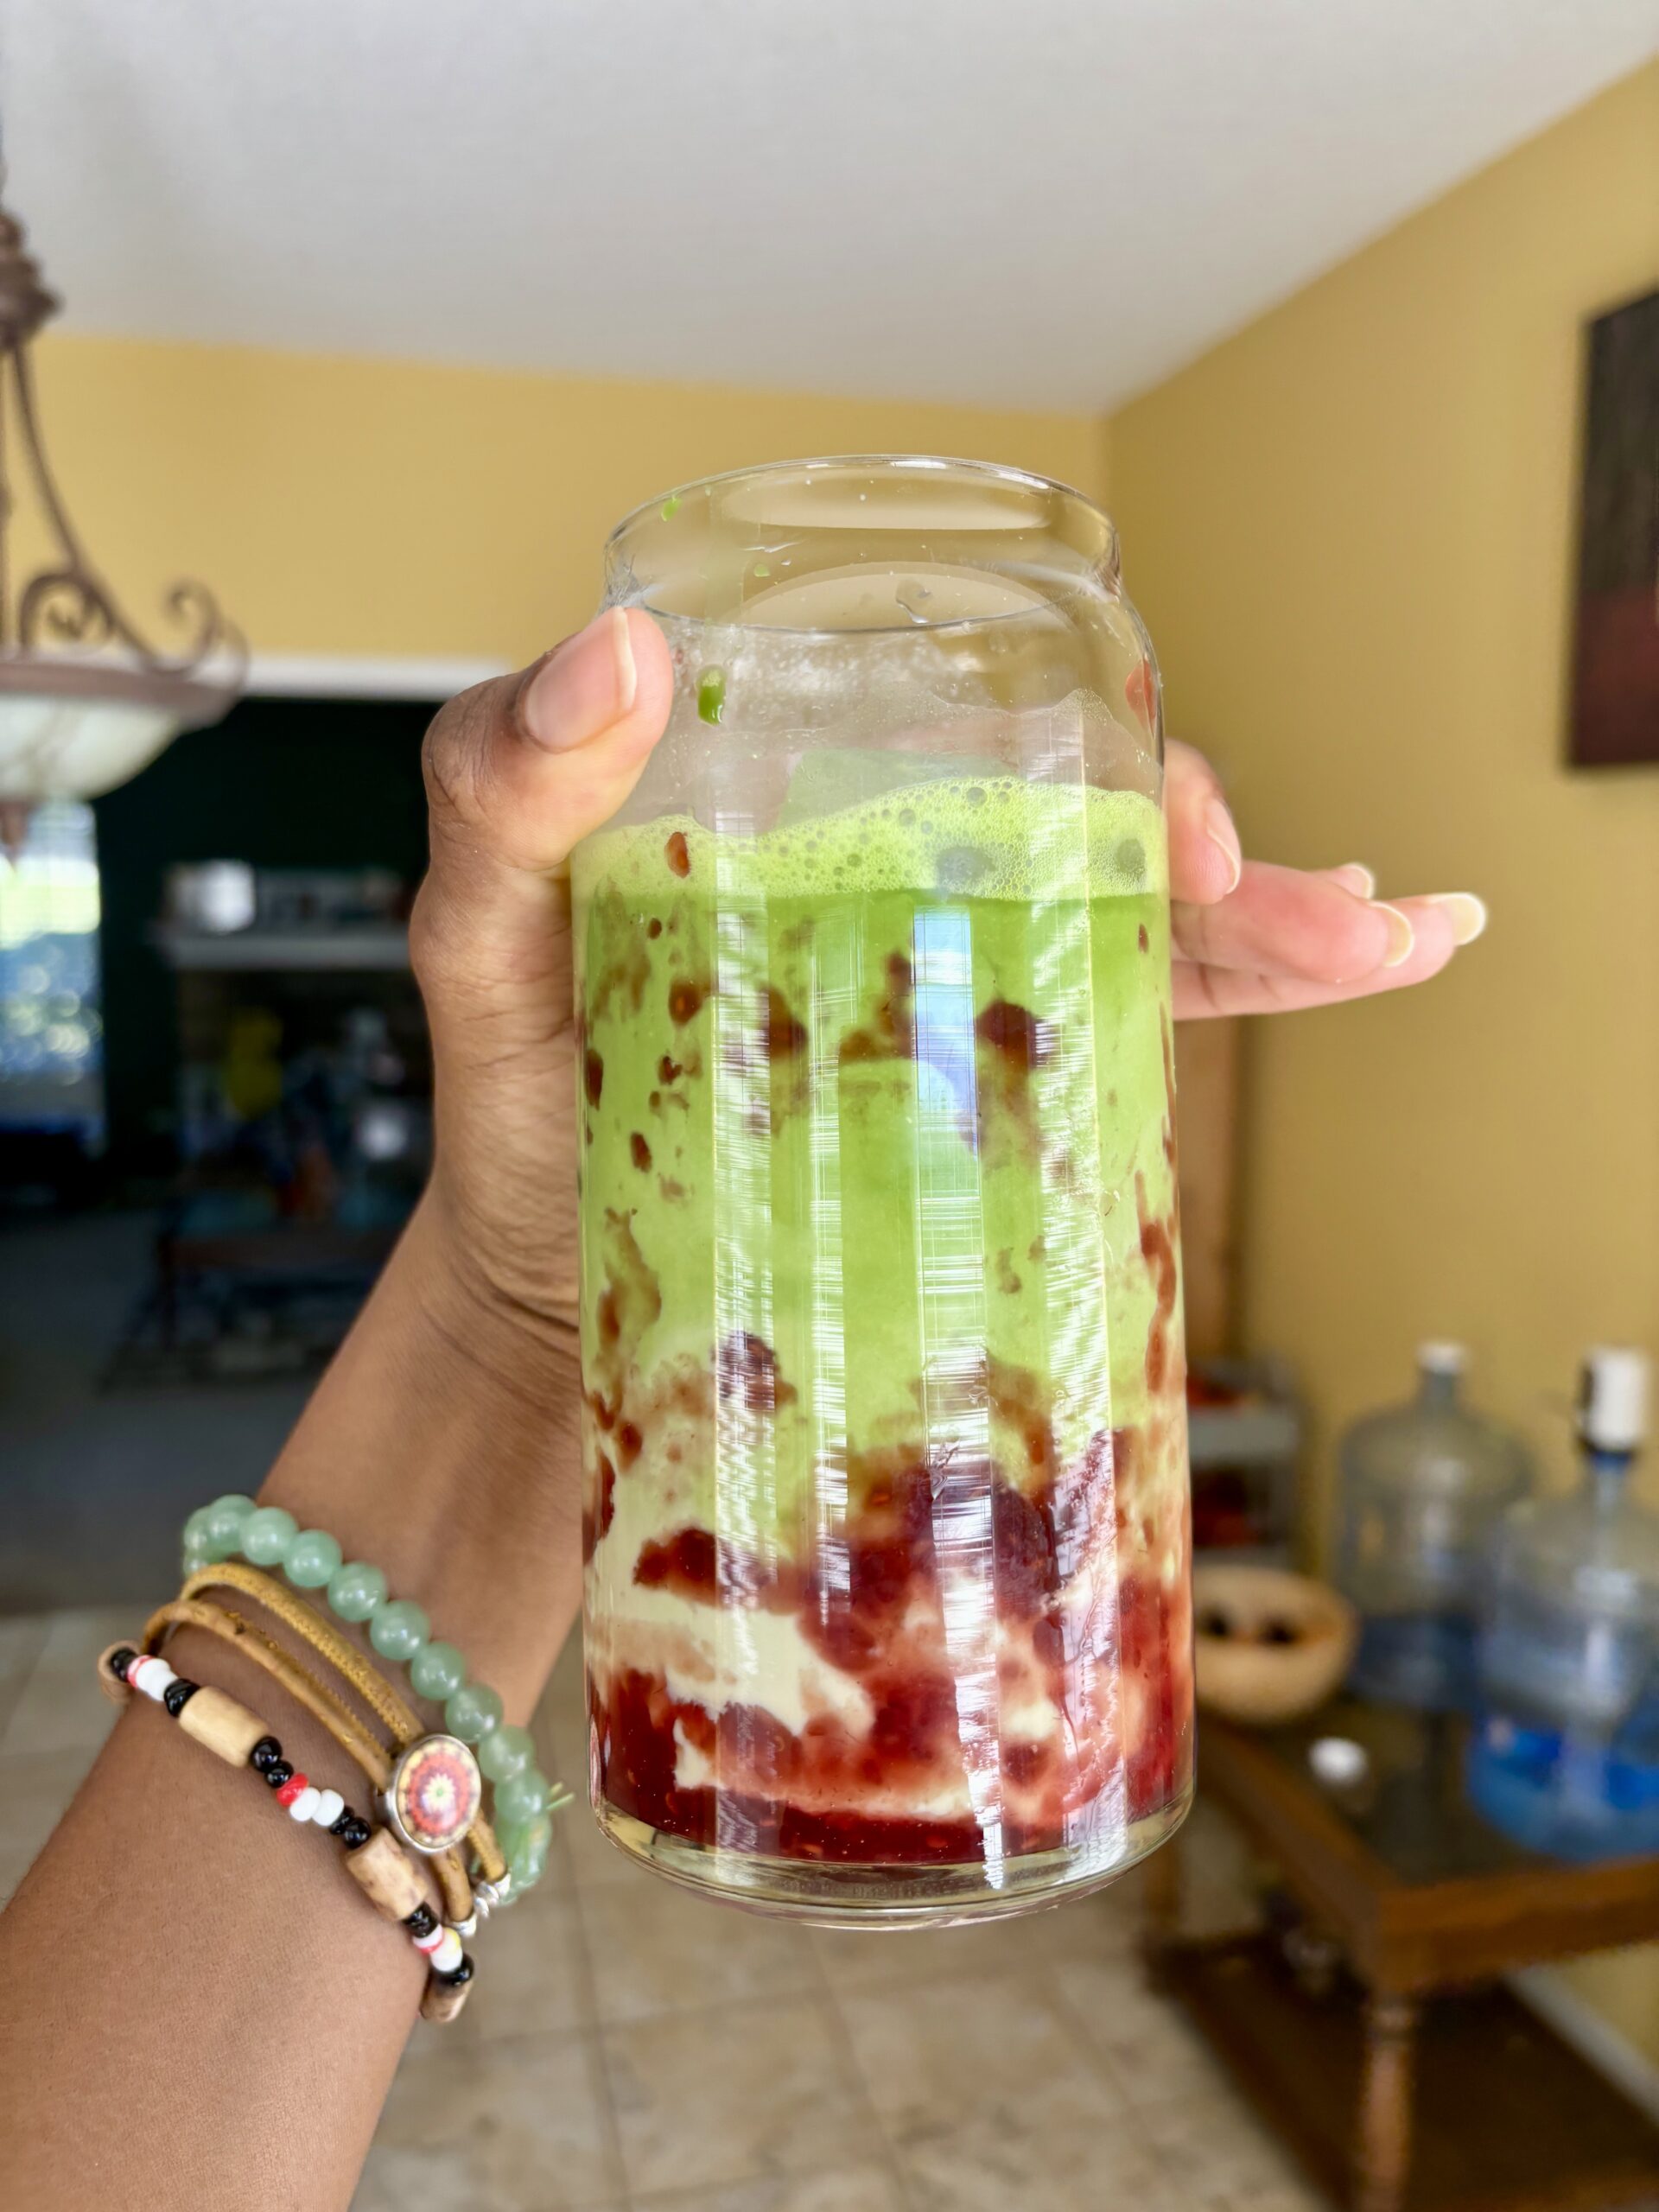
[
  {"xmin": 21, "ymin": 337, "xmax": 1103, "ymax": 666},
  {"xmin": 1109, "ymin": 60, "xmax": 1659, "ymax": 2062}
]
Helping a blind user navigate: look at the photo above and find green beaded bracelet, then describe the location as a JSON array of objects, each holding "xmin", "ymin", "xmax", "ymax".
[{"xmin": 181, "ymin": 1495, "xmax": 572, "ymax": 1894}]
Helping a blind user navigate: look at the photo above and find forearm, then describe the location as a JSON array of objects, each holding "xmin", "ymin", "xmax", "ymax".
[
  {"xmin": 0, "ymin": 1198, "xmax": 583, "ymax": 2211},
  {"xmin": 261, "ymin": 1186, "xmax": 584, "ymax": 1710}
]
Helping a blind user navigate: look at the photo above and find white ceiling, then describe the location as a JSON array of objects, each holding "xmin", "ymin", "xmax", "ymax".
[{"xmin": 4, "ymin": 0, "xmax": 1656, "ymax": 412}]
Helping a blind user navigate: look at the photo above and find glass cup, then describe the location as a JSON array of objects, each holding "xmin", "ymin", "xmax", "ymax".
[{"xmin": 572, "ymin": 456, "xmax": 1192, "ymax": 1925}]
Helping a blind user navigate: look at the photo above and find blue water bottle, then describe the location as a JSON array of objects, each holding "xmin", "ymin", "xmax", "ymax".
[
  {"xmin": 1337, "ymin": 1344, "xmax": 1532, "ymax": 1710},
  {"xmin": 1468, "ymin": 1348, "xmax": 1659, "ymax": 1859}
]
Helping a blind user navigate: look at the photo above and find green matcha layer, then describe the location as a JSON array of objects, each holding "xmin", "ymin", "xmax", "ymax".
[{"xmin": 573, "ymin": 773, "xmax": 1183, "ymax": 1562}]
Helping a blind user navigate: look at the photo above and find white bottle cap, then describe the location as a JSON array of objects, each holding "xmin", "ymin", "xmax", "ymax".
[
  {"xmin": 1416, "ymin": 1341, "xmax": 1467, "ymax": 1376},
  {"xmin": 1308, "ymin": 1737, "xmax": 1370, "ymax": 1789},
  {"xmin": 1577, "ymin": 1348, "xmax": 1649, "ymax": 1452}
]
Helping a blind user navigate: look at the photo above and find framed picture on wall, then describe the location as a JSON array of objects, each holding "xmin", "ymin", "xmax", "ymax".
[{"xmin": 1569, "ymin": 287, "xmax": 1659, "ymax": 766}]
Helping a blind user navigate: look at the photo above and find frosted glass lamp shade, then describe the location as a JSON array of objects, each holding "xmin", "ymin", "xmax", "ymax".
[
  {"xmin": 0, "ymin": 658, "xmax": 238, "ymax": 803},
  {"xmin": 0, "ymin": 691, "xmax": 181, "ymax": 801}
]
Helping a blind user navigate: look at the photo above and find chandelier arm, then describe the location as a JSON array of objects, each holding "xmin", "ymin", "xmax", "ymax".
[
  {"xmin": 9, "ymin": 341, "xmax": 160, "ymax": 661},
  {"xmin": 0, "ymin": 187, "xmax": 244, "ymax": 804},
  {"xmin": 7, "ymin": 344, "xmax": 244, "ymax": 682}
]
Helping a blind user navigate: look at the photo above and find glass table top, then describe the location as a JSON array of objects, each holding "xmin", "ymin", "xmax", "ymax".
[{"xmin": 1254, "ymin": 1699, "xmax": 1546, "ymax": 1886}]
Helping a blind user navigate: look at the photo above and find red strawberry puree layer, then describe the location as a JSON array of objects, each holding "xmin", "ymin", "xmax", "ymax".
[{"xmin": 584, "ymin": 1359, "xmax": 1192, "ymax": 1866}]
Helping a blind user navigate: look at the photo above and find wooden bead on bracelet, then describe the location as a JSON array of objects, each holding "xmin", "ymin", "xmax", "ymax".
[
  {"xmin": 345, "ymin": 1827, "xmax": 427, "ymax": 1922},
  {"xmin": 179, "ymin": 1685, "xmax": 270, "ymax": 1767}
]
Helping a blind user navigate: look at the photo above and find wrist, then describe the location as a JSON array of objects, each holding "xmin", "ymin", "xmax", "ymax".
[
  {"xmin": 400, "ymin": 1184, "xmax": 582, "ymax": 1395},
  {"xmin": 420, "ymin": 1165, "xmax": 582, "ymax": 1349}
]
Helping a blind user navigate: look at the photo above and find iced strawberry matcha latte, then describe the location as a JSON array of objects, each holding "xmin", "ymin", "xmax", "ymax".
[{"xmin": 573, "ymin": 766, "xmax": 1192, "ymax": 1919}]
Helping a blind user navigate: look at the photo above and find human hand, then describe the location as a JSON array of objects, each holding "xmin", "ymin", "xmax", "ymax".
[
  {"xmin": 411, "ymin": 609, "xmax": 676, "ymax": 1342},
  {"xmin": 410, "ymin": 622, "xmax": 1483, "ymax": 1335},
  {"xmin": 1162, "ymin": 737, "xmax": 1484, "ymax": 1017}
]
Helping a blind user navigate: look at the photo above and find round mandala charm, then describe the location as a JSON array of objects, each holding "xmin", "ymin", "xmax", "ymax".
[{"xmin": 386, "ymin": 1733, "xmax": 483, "ymax": 1855}]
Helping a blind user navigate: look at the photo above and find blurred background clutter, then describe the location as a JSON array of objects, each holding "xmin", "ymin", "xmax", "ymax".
[{"xmin": 0, "ymin": 4, "xmax": 1656, "ymax": 2208}]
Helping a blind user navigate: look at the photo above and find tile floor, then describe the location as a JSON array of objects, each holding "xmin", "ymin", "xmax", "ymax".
[
  {"xmin": 0, "ymin": 1610, "xmax": 1314, "ymax": 2212},
  {"xmin": 0, "ymin": 1211, "xmax": 313, "ymax": 1612}
]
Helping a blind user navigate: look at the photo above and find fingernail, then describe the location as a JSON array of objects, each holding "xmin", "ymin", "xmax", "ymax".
[
  {"xmin": 1204, "ymin": 798, "xmax": 1243, "ymax": 894},
  {"xmin": 1376, "ymin": 902, "xmax": 1415, "ymax": 968},
  {"xmin": 522, "ymin": 608, "xmax": 638, "ymax": 751},
  {"xmin": 1427, "ymin": 892, "xmax": 1488, "ymax": 946},
  {"xmin": 1332, "ymin": 862, "xmax": 1376, "ymax": 899}
]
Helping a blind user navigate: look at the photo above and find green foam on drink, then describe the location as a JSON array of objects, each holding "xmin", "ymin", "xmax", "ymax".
[{"xmin": 572, "ymin": 773, "xmax": 1166, "ymax": 909}]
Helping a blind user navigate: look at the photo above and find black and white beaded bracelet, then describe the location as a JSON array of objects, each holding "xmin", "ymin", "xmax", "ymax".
[{"xmin": 104, "ymin": 1645, "xmax": 476, "ymax": 2023}]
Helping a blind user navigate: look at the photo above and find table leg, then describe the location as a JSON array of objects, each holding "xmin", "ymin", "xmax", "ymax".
[{"xmin": 1355, "ymin": 1993, "xmax": 1417, "ymax": 2212}]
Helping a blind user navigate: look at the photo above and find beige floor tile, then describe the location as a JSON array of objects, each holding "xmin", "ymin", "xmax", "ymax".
[
  {"xmin": 1053, "ymin": 1953, "xmax": 1229, "ymax": 2105},
  {"xmin": 410, "ymin": 1893, "xmax": 588, "ymax": 2052},
  {"xmin": 893, "ymin": 2109, "xmax": 1184, "ymax": 2212},
  {"xmin": 563, "ymin": 1797, "xmax": 651, "ymax": 1890},
  {"xmin": 1182, "ymin": 1877, "xmax": 1267, "ymax": 1942},
  {"xmin": 371, "ymin": 2031, "xmax": 622, "ymax": 2209},
  {"xmin": 0, "ymin": 1747, "xmax": 97, "ymax": 1904},
  {"xmin": 356, "ymin": 2141, "xmax": 627, "ymax": 2212},
  {"xmin": 0, "ymin": 1605, "xmax": 132, "ymax": 1758},
  {"xmin": 816, "ymin": 1913, "xmax": 1051, "ymax": 1993},
  {"xmin": 813, "ymin": 1884, "xmax": 1137, "ymax": 1996},
  {"xmin": 1173, "ymin": 1803, "xmax": 1267, "ymax": 1940},
  {"xmin": 583, "ymin": 1872, "xmax": 817, "ymax": 2024},
  {"xmin": 0, "ymin": 1616, "xmax": 50, "ymax": 1676},
  {"xmin": 541, "ymin": 1726, "xmax": 591, "ymax": 1815},
  {"xmin": 0, "ymin": 1615, "xmax": 49, "ymax": 1738},
  {"xmin": 604, "ymin": 1995, "xmax": 868, "ymax": 2197},
  {"xmin": 537, "ymin": 1715, "xmax": 591, "ymax": 1804},
  {"xmin": 1065, "ymin": 1865, "xmax": 1159, "ymax": 1951},
  {"xmin": 543, "ymin": 1624, "xmax": 586, "ymax": 1708},
  {"xmin": 1216, "ymin": 2185, "xmax": 1333, "ymax": 2212},
  {"xmin": 532, "ymin": 1633, "xmax": 590, "ymax": 1783},
  {"xmin": 353, "ymin": 2142, "xmax": 624, "ymax": 2212},
  {"xmin": 528, "ymin": 1810, "xmax": 579, "ymax": 1897},
  {"xmin": 634, "ymin": 2166, "xmax": 904, "ymax": 2212},
  {"xmin": 1139, "ymin": 2083, "xmax": 1310, "ymax": 2206},
  {"xmin": 1103, "ymin": 2026, "xmax": 1230, "ymax": 2110},
  {"xmin": 838, "ymin": 1969, "xmax": 1128, "ymax": 2144}
]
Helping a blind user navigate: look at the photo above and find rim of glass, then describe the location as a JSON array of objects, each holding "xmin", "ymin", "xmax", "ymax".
[{"xmin": 603, "ymin": 454, "xmax": 1117, "ymax": 638}]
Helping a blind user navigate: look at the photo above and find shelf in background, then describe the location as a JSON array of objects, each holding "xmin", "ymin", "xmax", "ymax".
[
  {"xmin": 149, "ymin": 924, "xmax": 411, "ymax": 972},
  {"xmin": 1190, "ymin": 1398, "xmax": 1301, "ymax": 1470}
]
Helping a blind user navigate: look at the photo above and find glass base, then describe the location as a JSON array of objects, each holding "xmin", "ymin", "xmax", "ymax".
[{"xmin": 588, "ymin": 1785, "xmax": 1193, "ymax": 1929}]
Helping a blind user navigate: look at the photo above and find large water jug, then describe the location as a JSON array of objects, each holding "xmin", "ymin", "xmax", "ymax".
[
  {"xmin": 1468, "ymin": 1350, "xmax": 1659, "ymax": 1859},
  {"xmin": 1337, "ymin": 1344, "xmax": 1531, "ymax": 1710}
]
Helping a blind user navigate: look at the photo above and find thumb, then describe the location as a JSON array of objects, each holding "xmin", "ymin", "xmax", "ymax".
[
  {"xmin": 412, "ymin": 608, "xmax": 675, "ymax": 1004},
  {"xmin": 423, "ymin": 608, "xmax": 675, "ymax": 876}
]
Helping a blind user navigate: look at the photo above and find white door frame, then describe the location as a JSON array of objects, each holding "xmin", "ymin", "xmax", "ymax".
[{"xmin": 244, "ymin": 654, "xmax": 508, "ymax": 702}]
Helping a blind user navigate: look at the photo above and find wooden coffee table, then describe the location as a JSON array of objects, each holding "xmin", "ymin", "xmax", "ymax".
[{"xmin": 1144, "ymin": 1700, "xmax": 1659, "ymax": 2212}]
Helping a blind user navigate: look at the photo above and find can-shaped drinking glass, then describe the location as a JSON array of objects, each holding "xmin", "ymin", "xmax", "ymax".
[{"xmin": 574, "ymin": 456, "xmax": 1192, "ymax": 1924}]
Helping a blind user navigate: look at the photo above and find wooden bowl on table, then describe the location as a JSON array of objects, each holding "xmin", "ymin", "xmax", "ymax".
[{"xmin": 1192, "ymin": 1563, "xmax": 1357, "ymax": 1727}]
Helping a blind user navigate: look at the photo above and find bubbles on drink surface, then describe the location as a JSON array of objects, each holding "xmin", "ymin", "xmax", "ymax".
[
  {"xmin": 575, "ymin": 766, "xmax": 1167, "ymax": 908},
  {"xmin": 696, "ymin": 667, "xmax": 726, "ymax": 724}
]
